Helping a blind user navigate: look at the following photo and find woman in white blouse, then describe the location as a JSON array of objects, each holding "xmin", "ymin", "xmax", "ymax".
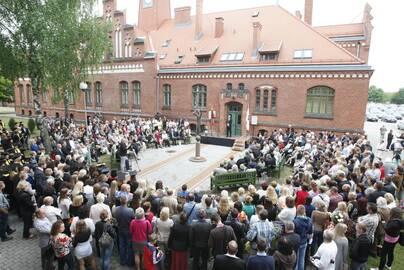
[
  {"xmin": 154, "ymin": 207, "xmax": 174, "ymax": 256},
  {"xmin": 89, "ymin": 193, "xmax": 111, "ymax": 223}
]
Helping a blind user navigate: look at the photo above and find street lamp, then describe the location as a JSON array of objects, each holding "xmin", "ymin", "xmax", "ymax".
[{"xmin": 80, "ymin": 82, "xmax": 88, "ymax": 141}]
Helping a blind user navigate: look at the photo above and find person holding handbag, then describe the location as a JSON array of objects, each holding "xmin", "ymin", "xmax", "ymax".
[
  {"xmin": 372, "ymin": 207, "xmax": 404, "ymax": 270},
  {"xmin": 95, "ymin": 210, "xmax": 116, "ymax": 270},
  {"xmin": 34, "ymin": 208, "xmax": 54, "ymax": 270}
]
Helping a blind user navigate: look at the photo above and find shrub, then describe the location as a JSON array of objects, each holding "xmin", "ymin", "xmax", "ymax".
[
  {"xmin": 8, "ymin": 118, "xmax": 16, "ymax": 130},
  {"xmin": 28, "ymin": 118, "xmax": 36, "ymax": 133}
]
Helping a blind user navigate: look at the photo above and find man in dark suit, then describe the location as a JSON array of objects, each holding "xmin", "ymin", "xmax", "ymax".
[
  {"xmin": 212, "ymin": 240, "xmax": 245, "ymax": 270},
  {"xmin": 34, "ymin": 161, "xmax": 47, "ymax": 196},
  {"xmin": 246, "ymin": 238, "xmax": 275, "ymax": 270}
]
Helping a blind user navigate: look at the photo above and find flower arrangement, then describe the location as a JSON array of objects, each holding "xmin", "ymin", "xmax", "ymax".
[{"xmin": 331, "ymin": 211, "xmax": 345, "ymax": 224}]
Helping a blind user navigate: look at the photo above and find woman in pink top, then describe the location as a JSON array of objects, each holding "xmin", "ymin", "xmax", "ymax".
[{"xmin": 130, "ymin": 207, "xmax": 152, "ymax": 270}]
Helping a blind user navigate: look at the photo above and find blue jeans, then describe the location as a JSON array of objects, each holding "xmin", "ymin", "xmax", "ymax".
[
  {"xmin": 311, "ymin": 230, "xmax": 323, "ymax": 255},
  {"xmin": 295, "ymin": 242, "xmax": 307, "ymax": 270},
  {"xmin": 118, "ymin": 231, "xmax": 133, "ymax": 266},
  {"xmin": 350, "ymin": 260, "xmax": 367, "ymax": 270},
  {"xmin": 100, "ymin": 244, "xmax": 114, "ymax": 270}
]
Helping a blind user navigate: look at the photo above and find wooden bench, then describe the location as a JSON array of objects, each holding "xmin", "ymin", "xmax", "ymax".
[
  {"xmin": 266, "ymin": 157, "xmax": 285, "ymax": 179},
  {"xmin": 211, "ymin": 171, "xmax": 257, "ymax": 190}
]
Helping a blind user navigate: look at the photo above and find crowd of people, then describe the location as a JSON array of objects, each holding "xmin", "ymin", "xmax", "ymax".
[{"xmin": 0, "ymin": 117, "xmax": 404, "ymax": 270}]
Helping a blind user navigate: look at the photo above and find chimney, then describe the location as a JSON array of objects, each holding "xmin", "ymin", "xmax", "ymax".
[
  {"xmin": 215, "ymin": 17, "xmax": 224, "ymax": 38},
  {"xmin": 304, "ymin": 0, "xmax": 313, "ymax": 25},
  {"xmin": 174, "ymin": 6, "xmax": 191, "ymax": 25},
  {"xmin": 252, "ymin": 21, "xmax": 262, "ymax": 56},
  {"xmin": 295, "ymin": 10, "xmax": 302, "ymax": 20},
  {"xmin": 195, "ymin": 0, "xmax": 203, "ymax": 39}
]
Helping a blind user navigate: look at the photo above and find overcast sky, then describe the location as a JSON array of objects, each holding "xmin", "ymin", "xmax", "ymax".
[{"xmin": 97, "ymin": 0, "xmax": 404, "ymax": 92}]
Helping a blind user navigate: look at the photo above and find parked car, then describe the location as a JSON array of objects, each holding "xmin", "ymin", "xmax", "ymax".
[
  {"xmin": 366, "ymin": 113, "xmax": 378, "ymax": 122},
  {"xmin": 382, "ymin": 115, "xmax": 397, "ymax": 123},
  {"xmin": 398, "ymin": 120, "xmax": 404, "ymax": 130}
]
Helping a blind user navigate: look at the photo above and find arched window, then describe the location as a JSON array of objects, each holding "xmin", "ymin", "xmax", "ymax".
[
  {"xmin": 270, "ymin": 89, "xmax": 277, "ymax": 112},
  {"xmin": 163, "ymin": 84, "xmax": 171, "ymax": 107},
  {"xmin": 263, "ymin": 89, "xmax": 269, "ymax": 111},
  {"xmin": 132, "ymin": 81, "xmax": 141, "ymax": 107},
  {"xmin": 26, "ymin": 85, "xmax": 31, "ymax": 104},
  {"xmin": 238, "ymin": 83, "xmax": 245, "ymax": 90},
  {"xmin": 226, "ymin": 83, "xmax": 233, "ymax": 90},
  {"xmin": 305, "ymin": 86, "xmax": 335, "ymax": 117},
  {"xmin": 18, "ymin": 84, "xmax": 24, "ymax": 104},
  {"xmin": 95, "ymin": 82, "xmax": 102, "ymax": 105},
  {"xmin": 120, "ymin": 81, "xmax": 129, "ymax": 107},
  {"xmin": 192, "ymin": 84, "xmax": 207, "ymax": 109},
  {"xmin": 85, "ymin": 82, "xmax": 92, "ymax": 105},
  {"xmin": 255, "ymin": 89, "xmax": 261, "ymax": 111}
]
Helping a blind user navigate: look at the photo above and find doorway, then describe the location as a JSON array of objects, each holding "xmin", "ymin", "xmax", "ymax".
[{"xmin": 227, "ymin": 102, "xmax": 242, "ymax": 137}]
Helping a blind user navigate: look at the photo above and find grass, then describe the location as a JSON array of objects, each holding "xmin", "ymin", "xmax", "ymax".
[
  {"xmin": 367, "ymin": 244, "xmax": 404, "ymax": 269},
  {"xmin": 0, "ymin": 115, "xmax": 40, "ymax": 137}
]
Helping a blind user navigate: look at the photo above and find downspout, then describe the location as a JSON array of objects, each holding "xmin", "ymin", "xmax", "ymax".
[{"xmin": 156, "ymin": 66, "xmax": 160, "ymax": 114}]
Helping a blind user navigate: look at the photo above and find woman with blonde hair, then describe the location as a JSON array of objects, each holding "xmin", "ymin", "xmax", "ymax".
[
  {"xmin": 217, "ymin": 196, "xmax": 230, "ymax": 222},
  {"xmin": 15, "ymin": 180, "xmax": 36, "ymax": 239},
  {"xmin": 242, "ymin": 195, "xmax": 255, "ymax": 220},
  {"xmin": 155, "ymin": 207, "xmax": 174, "ymax": 263},
  {"xmin": 238, "ymin": 187, "xmax": 246, "ymax": 202},
  {"xmin": 334, "ymin": 223, "xmax": 348, "ymax": 270},
  {"xmin": 72, "ymin": 181, "xmax": 84, "ymax": 198},
  {"xmin": 384, "ymin": 193, "xmax": 397, "ymax": 209},
  {"xmin": 259, "ymin": 186, "xmax": 278, "ymax": 206},
  {"xmin": 73, "ymin": 220, "xmax": 97, "ymax": 270},
  {"xmin": 69, "ymin": 194, "xmax": 84, "ymax": 218},
  {"xmin": 109, "ymin": 180, "xmax": 118, "ymax": 207},
  {"xmin": 278, "ymin": 186, "xmax": 291, "ymax": 209},
  {"xmin": 248, "ymin": 184, "xmax": 260, "ymax": 205}
]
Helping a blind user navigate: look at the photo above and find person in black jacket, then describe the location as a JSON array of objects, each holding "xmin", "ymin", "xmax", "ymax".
[
  {"xmin": 94, "ymin": 210, "xmax": 116, "ymax": 270},
  {"xmin": 212, "ymin": 240, "xmax": 245, "ymax": 270},
  {"xmin": 225, "ymin": 208, "xmax": 245, "ymax": 258},
  {"xmin": 190, "ymin": 209, "xmax": 212, "ymax": 270},
  {"xmin": 377, "ymin": 207, "xmax": 404, "ymax": 270},
  {"xmin": 168, "ymin": 212, "xmax": 189, "ymax": 270},
  {"xmin": 15, "ymin": 181, "xmax": 36, "ymax": 239},
  {"xmin": 350, "ymin": 222, "xmax": 372, "ymax": 270}
]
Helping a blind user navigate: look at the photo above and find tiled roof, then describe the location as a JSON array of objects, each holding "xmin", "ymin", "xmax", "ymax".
[
  {"xmin": 314, "ymin": 23, "xmax": 364, "ymax": 37},
  {"xmin": 149, "ymin": 5, "xmax": 363, "ymax": 68}
]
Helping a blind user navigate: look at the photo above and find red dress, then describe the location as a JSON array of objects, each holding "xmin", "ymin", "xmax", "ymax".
[{"xmin": 295, "ymin": 189, "xmax": 309, "ymax": 206}]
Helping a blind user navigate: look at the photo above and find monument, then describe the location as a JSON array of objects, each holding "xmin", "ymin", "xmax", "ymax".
[{"xmin": 189, "ymin": 109, "xmax": 207, "ymax": 162}]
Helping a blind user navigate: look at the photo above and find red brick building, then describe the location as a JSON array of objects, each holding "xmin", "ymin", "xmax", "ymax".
[{"xmin": 14, "ymin": 0, "xmax": 373, "ymax": 136}]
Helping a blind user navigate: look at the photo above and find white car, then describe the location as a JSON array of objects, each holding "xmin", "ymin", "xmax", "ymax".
[{"xmin": 398, "ymin": 120, "xmax": 404, "ymax": 130}]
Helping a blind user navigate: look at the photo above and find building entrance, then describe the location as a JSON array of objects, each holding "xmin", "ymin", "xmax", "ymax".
[{"xmin": 227, "ymin": 102, "xmax": 242, "ymax": 137}]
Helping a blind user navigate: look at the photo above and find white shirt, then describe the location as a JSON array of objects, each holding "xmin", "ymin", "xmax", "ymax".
[
  {"xmin": 40, "ymin": 205, "xmax": 62, "ymax": 224},
  {"xmin": 312, "ymin": 193, "xmax": 330, "ymax": 209},
  {"xmin": 89, "ymin": 203, "xmax": 112, "ymax": 223},
  {"xmin": 278, "ymin": 207, "xmax": 296, "ymax": 223},
  {"xmin": 312, "ymin": 241, "xmax": 338, "ymax": 270}
]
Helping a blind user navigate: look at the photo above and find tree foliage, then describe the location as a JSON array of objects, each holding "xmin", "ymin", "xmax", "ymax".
[
  {"xmin": 7, "ymin": 118, "xmax": 16, "ymax": 130},
  {"xmin": 0, "ymin": 75, "xmax": 14, "ymax": 102},
  {"xmin": 27, "ymin": 118, "xmax": 36, "ymax": 133},
  {"xmin": 391, "ymin": 88, "xmax": 404, "ymax": 105},
  {"xmin": 368, "ymin": 85, "xmax": 386, "ymax": 103},
  {"xmin": 0, "ymin": 0, "xmax": 112, "ymax": 117}
]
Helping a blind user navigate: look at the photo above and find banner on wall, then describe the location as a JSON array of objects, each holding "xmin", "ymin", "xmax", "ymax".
[{"xmin": 251, "ymin": 115, "xmax": 258, "ymax": 125}]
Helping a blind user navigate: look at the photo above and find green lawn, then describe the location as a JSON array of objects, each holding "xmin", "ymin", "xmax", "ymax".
[
  {"xmin": 367, "ymin": 244, "xmax": 404, "ymax": 269},
  {"xmin": 1, "ymin": 115, "xmax": 40, "ymax": 137}
]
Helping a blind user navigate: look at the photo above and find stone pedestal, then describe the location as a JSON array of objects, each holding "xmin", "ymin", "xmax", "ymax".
[{"xmin": 189, "ymin": 135, "xmax": 206, "ymax": 162}]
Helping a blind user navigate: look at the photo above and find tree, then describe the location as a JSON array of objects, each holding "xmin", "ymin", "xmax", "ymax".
[
  {"xmin": 8, "ymin": 118, "xmax": 16, "ymax": 130},
  {"xmin": 0, "ymin": 75, "xmax": 14, "ymax": 102},
  {"xmin": 368, "ymin": 85, "xmax": 385, "ymax": 103},
  {"xmin": 27, "ymin": 118, "xmax": 36, "ymax": 133},
  {"xmin": 391, "ymin": 88, "xmax": 404, "ymax": 104},
  {"xmin": 0, "ymin": 0, "xmax": 111, "ymax": 152}
]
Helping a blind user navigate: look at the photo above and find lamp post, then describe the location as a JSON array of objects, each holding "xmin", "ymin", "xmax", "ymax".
[{"xmin": 79, "ymin": 82, "xmax": 88, "ymax": 141}]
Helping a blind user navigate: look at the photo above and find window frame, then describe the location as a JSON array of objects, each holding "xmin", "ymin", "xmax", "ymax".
[
  {"xmin": 192, "ymin": 84, "xmax": 207, "ymax": 109},
  {"xmin": 305, "ymin": 86, "xmax": 335, "ymax": 119},
  {"xmin": 95, "ymin": 82, "xmax": 102, "ymax": 106},
  {"xmin": 132, "ymin": 81, "xmax": 141, "ymax": 108},
  {"xmin": 163, "ymin": 84, "xmax": 172, "ymax": 108},
  {"xmin": 19, "ymin": 84, "xmax": 24, "ymax": 104},
  {"xmin": 255, "ymin": 89, "xmax": 261, "ymax": 111},
  {"xmin": 84, "ymin": 82, "xmax": 92, "ymax": 105},
  {"xmin": 120, "ymin": 81, "xmax": 129, "ymax": 108}
]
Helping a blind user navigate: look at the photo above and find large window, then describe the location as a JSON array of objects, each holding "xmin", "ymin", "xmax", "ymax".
[
  {"xmin": 85, "ymin": 82, "xmax": 92, "ymax": 105},
  {"xmin": 305, "ymin": 86, "xmax": 335, "ymax": 117},
  {"xmin": 19, "ymin": 84, "xmax": 24, "ymax": 103},
  {"xmin": 271, "ymin": 89, "xmax": 277, "ymax": 112},
  {"xmin": 26, "ymin": 85, "xmax": 31, "ymax": 104},
  {"xmin": 263, "ymin": 90, "xmax": 269, "ymax": 111},
  {"xmin": 95, "ymin": 82, "xmax": 102, "ymax": 105},
  {"xmin": 192, "ymin": 84, "xmax": 207, "ymax": 109},
  {"xmin": 255, "ymin": 89, "xmax": 261, "ymax": 111},
  {"xmin": 68, "ymin": 90, "xmax": 75, "ymax": 105},
  {"xmin": 163, "ymin": 84, "xmax": 171, "ymax": 107},
  {"xmin": 132, "ymin": 81, "xmax": 141, "ymax": 107},
  {"xmin": 120, "ymin": 81, "xmax": 129, "ymax": 107}
]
